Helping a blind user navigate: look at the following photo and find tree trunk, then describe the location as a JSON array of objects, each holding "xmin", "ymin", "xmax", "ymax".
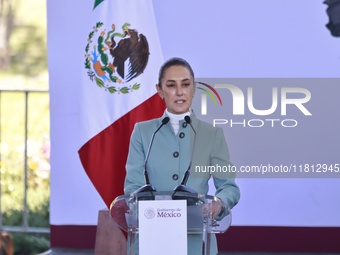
[{"xmin": 0, "ymin": 1, "xmax": 17, "ymax": 70}]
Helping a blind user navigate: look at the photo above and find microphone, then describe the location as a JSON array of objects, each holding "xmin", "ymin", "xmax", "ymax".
[
  {"xmin": 173, "ymin": 115, "xmax": 198, "ymax": 196},
  {"xmin": 134, "ymin": 116, "xmax": 170, "ymax": 196}
]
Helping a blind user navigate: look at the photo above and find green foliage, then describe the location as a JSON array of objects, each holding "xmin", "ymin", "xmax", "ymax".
[
  {"xmin": 120, "ymin": 87, "xmax": 129, "ymax": 94},
  {"xmin": 95, "ymin": 76, "xmax": 105, "ymax": 87},
  {"xmin": 108, "ymin": 86, "xmax": 117, "ymax": 93},
  {"xmin": 0, "ymin": 92, "xmax": 50, "ymax": 255},
  {"xmin": 1, "ymin": 1, "xmax": 51, "ymax": 253},
  {"xmin": 2, "ymin": 198, "xmax": 49, "ymax": 228},
  {"xmin": 132, "ymin": 83, "xmax": 140, "ymax": 90},
  {"xmin": 0, "ymin": 0, "xmax": 47, "ymax": 77},
  {"xmin": 9, "ymin": 24, "xmax": 47, "ymax": 76},
  {"xmin": 12, "ymin": 233, "xmax": 50, "ymax": 255},
  {"xmin": 85, "ymin": 59, "xmax": 91, "ymax": 69}
]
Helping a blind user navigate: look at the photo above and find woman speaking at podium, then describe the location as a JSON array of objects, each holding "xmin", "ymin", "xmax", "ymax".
[{"xmin": 124, "ymin": 57, "xmax": 240, "ymax": 254}]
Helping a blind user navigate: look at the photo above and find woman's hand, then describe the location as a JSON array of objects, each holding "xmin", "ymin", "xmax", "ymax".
[{"xmin": 202, "ymin": 199, "xmax": 224, "ymax": 219}]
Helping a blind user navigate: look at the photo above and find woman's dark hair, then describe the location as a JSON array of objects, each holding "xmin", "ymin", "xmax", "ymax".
[{"xmin": 158, "ymin": 57, "xmax": 195, "ymax": 87}]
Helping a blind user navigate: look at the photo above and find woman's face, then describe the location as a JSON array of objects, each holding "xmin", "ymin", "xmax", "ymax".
[{"xmin": 156, "ymin": 65, "xmax": 196, "ymax": 114}]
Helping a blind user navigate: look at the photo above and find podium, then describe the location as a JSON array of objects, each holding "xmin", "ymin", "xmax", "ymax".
[{"xmin": 110, "ymin": 191, "xmax": 232, "ymax": 255}]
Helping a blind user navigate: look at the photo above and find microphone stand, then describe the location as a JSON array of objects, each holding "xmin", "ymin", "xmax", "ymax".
[{"xmin": 133, "ymin": 117, "xmax": 170, "ymax": 199}]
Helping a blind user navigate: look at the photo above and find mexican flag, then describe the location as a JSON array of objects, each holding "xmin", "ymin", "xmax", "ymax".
[{"xmin": 78, "ymin": 0, "xmax": 165, "ymax": 208}]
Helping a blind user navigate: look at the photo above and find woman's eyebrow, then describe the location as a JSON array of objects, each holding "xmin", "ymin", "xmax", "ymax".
[{"xmin": 165, "ymin": 78, "xmax": 191, "ymax": 83}]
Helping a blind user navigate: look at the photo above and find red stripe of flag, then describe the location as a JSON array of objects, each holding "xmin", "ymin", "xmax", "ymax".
[{"xmin": 79, "ymin": 93, "xmax": 165, "ymax": 208}]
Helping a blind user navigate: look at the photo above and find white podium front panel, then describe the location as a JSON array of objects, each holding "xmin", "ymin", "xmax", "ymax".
[{"xmin": 139, "ymin": 200, "xmax": 187, "ymax": 255}]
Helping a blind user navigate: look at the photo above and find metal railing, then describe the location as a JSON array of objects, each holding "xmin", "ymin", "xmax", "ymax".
[{"xmin": 0, "ymin": 89, "xmax": 50, "ymax": 234}]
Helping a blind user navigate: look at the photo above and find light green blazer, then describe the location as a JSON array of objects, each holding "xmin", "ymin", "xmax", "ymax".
[{"xmin": 124, "ymin": 111, "xmax": 240, "ymax": 254}]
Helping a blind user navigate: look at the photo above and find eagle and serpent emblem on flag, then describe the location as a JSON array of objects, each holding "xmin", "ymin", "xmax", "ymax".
[{"xmin": 84, "ymin": 22, "xmax": 149, "ymax": 94}]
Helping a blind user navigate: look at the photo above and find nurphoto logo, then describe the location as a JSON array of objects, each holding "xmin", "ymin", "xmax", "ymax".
[{"xmin": 198, "ymin": 82, "xmax": 312, "ymax": 128}]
